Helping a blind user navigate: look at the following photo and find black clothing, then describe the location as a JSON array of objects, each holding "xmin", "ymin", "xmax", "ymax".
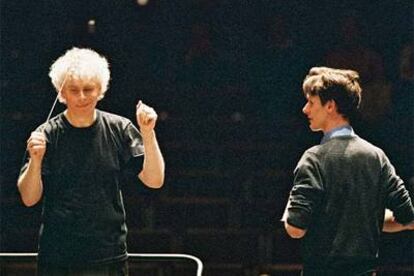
[
  {"xmin": 286, "ymin": 135, "xmax": 414, "ymax": 274},
  {"xmin": 20, "ymin": 110, "xmax": 144, "ymax": 266}
]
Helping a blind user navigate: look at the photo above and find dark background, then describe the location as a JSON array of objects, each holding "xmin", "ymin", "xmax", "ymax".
[{"xmin": 1, "ymin": 0, "xmax": 413, "ymax": 275}]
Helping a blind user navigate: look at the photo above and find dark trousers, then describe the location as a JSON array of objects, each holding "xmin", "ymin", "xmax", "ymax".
[{"xmin": 37, "ymin": 260, "xmax": 129, "ymax": 276}]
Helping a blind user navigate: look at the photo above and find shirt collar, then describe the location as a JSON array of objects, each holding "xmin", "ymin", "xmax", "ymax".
[{"xmin": 321, "ymin": 125, "xmax": 354, "ymax": 144}]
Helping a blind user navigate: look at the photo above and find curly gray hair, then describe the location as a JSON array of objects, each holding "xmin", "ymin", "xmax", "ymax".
[{"xmin": 49, "ymin": 47, "xmax": 110, "ymax": 103}]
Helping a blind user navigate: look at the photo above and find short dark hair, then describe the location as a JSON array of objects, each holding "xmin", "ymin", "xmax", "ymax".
[{"xmin": 303, "ymin": 67, "xmax": 362, "ymax": 120}]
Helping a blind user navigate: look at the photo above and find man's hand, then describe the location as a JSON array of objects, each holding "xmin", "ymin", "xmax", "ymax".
[
  {"xmin": 27, "ymin": 131, "xmax": 47, "ymax": 162},
  {"xmin": 136, "ymin": 100, "xmax": 158, "ymax": 135}
]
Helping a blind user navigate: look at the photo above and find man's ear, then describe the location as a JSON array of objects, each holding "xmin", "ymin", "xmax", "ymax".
[
  {"xmin": 59, "ymin": 92, "xmax": 65, "ymax": 100},
  {"xmin": 58, "ymin": 91, "xmax": 67, "ymax": 104},
  {"xmin": 326, "ymin": 99, "xmax": 337, "ymax": 113}
]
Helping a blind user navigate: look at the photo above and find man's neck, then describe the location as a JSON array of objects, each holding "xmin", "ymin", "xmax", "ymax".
[
  {"xmin": 64, "ymin": 109, "xmax": 97, "ymax": 128},
  {"xmin": 323, "ymin": 117, "xmax": 350, "ymax": 134}
]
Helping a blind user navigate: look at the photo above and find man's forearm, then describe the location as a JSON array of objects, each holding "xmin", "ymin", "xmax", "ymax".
[
  {"xmin": 383, "ymin": 209, "xmax": 414, "ymax": 232},
  {"xmin": 139, "ymin": 130, "xmax": 165, "ymax": 188},
  {"xmin": 17, "ymin": 159, "xmax": 43, "ymax": 207}
]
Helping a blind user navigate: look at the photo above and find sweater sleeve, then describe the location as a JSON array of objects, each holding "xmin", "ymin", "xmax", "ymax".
[
  {"xmin": 382, "ymin": 153, "xmax": 414, "ymax": 225},
  {"xmin": 286, "ymin": 151, "xmax": 325, "ymax": 229}
]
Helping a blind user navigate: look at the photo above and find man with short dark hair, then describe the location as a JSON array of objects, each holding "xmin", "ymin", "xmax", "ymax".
[{"xmin": 282, "ymin": 67, "xmax": 414, "ymax": 276}]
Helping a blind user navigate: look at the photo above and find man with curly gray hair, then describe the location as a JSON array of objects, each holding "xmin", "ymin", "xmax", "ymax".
[
  {"xmin": 282, "ymin": 67, "xmax": 414, "ymax": 276},
  {"xmin": 18, "ymin": 47, "xmax": 165, "ymax": 275},
  {"xmin": 49, "ymin": 47, "xmax": 111, "ymax": 103}
]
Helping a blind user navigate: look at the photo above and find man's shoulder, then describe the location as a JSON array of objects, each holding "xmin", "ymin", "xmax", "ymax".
[
  {"xmin": 303, "ymin": 136, "xmax": 386, "ymax": 162},
  {"xmin": 98, "ymin": 110, "xmax": 133, "ymax": 128},
  {"xmin": 348, "ymin": 135, "xmax": 386, "ymax": 156},
  {"xmin": 98, "ymin": 110, "xmax": 130, "ymax": 122},
  {"xmin": 36, "ymin": 112, "xmax": 65, "ymax": 133},
  {"xmin": 320, "ymin": 135, "xmax": 382, "ymax": 152}
]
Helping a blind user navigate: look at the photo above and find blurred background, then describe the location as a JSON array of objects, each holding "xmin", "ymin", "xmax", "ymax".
[{"xmin": 1, "ymin": 0, "xmax": 413, "ymax": 275}]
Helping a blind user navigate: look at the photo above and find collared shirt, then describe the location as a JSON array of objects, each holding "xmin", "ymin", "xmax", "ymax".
[{"xmin": 321, "ymin": 125, "xmax": 355, "ymax": 144}]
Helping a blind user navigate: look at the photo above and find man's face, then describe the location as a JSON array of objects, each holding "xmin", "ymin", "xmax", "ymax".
[
  {"xmin": 302, "ymin": 94, "xmax": 330, "ymax": 132},
  {"xmin": 61, "ymin": 78, "xmax": 101, "ymax": 113}
]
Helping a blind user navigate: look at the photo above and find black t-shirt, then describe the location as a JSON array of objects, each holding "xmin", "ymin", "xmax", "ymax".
[{"xmin": 21, "ymin": 110, "xmax": 144, "ymax": 266}]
